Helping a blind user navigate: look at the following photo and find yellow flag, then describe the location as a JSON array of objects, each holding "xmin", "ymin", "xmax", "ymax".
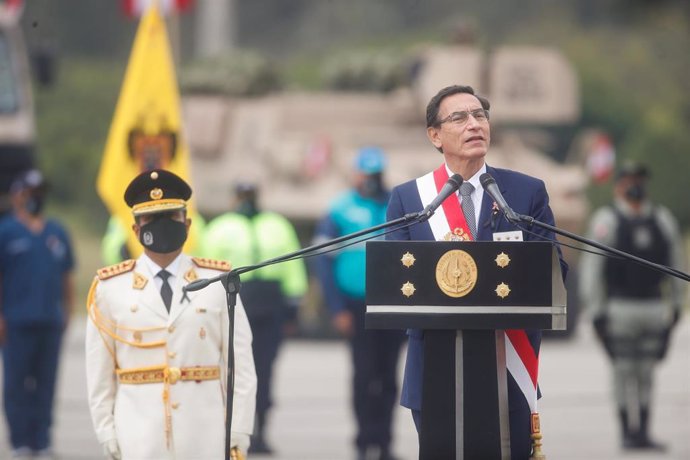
[{"xmin": 97, "ymin": 4, "xmax": 199, "ymax": 258}]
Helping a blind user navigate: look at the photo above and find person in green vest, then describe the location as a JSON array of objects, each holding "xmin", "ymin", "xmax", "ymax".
[
  {"xmin": 101, "ymin": 216, "xmax": 131, "ymax": 266},
  {"xmin": 200, "ymin": 182, "xmax": 308, "ymax": 455}
]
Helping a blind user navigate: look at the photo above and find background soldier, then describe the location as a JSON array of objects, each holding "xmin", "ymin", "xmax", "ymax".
[
  {"xmin": 85, "ymin": 169, "xmax": 257, "ymax": 459},
  {"xmin": 579, "ymin": 161, "xmax": 686, "ymax": 450},
  {"xmin": 201, "ymin": 182, "xmax": 308, "ymax": 455}
]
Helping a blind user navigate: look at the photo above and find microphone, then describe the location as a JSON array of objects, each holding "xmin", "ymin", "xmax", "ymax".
[
  {"xmin": 419, "ymin": 174, "xmax": 463, "ymax": 220},
  {"xmin": 479, "ymin": 173, "xmax": 521, "ymax": 223},
  {"xmin": 184, "ymin": 275, "xmax": 222, "ymax": 293}
]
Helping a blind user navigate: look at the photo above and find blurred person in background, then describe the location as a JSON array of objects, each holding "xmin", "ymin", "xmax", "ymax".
[
  {"xmin": 314, "ymin": 147, "xmax": 405, "ymax": 460},
  {"xmin": 579, "ymin": 161, "xmax": 685, "ymax": 451},
  {"xmin": 101, "ymin": 216, "xmax": 131, "ymax": 266},
  {"xmin": 85, "ymin": 169, "xmax": 256, "ymax": 460},
  {"xmin": 0, "ymin": 169, "xmax": 75, "ymax": 460},
  {"xmin": 201, "ymin": 182, "xmax": 308, "ymax": 455}
]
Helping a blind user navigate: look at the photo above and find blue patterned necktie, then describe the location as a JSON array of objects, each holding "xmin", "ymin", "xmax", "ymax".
[{"xmin": 460, "ymin": 182, "xmax": 477, "ymax": 239}]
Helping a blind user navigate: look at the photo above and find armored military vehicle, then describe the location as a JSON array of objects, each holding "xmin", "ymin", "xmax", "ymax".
[
  {"xmin": 182, "ymin": 45, "xmax": 589, "ymax": 336},
  {"xmin": 0, "ymin": 7, "xmax": 38, "ymax": 216}
]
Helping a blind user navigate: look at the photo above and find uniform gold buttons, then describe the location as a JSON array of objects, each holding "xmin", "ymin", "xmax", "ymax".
[
  {"xmin": 168, "ymin": 367, "xmax": 181, "ymax": 384},
  {"xmin": 168, "ymin": 325, "xmax": 175, "ymax": 333},
  {"xmin": 172, "ymin": 403, "xmax": 180, "ymax": 410},
  {"xmin": 168, "ymin": 352, "xmax": 177, "ymax": 359}
]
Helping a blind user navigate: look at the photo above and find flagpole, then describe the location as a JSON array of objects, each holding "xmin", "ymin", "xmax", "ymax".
[{"xmin": 166, "ymin": 13, "xmax": 181, "ymax": 70}]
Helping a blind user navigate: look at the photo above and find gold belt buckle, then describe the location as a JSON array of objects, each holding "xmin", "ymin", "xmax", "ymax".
[{"xmin": 168, "ymin": 367, "xmax": 181, "ymax": 384}]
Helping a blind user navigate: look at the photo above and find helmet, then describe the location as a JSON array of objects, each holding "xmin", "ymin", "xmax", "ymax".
[
  {"xmin": 615, "ymin": 161, "xmax": 649, "ymax": 181},
  {"xmin": 10, "ymin": 169, "xmax": 48, "ymax": 195},
  {"xmin": 354, "ymin": 146, "xmax": 386, "ymax": 174}
]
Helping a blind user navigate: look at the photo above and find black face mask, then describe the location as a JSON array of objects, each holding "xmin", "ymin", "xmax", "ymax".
[
  {"xmin": 359, "ymin": 174, "xmax": 385, "ymax": 198},
  {"xmin": 237, "ymin": 199, "xmax": 258, "ymax": 217},
  {"xmin": 139, "ymin": 217, "xmax": 188, "ymax": 253},
  {"xmin": 625, "ymin": 184, "xmax": 646, "ymax": 202},
  {"xmin": 24, "ymin": 195, "xmax": 45, "ymax": 216}
]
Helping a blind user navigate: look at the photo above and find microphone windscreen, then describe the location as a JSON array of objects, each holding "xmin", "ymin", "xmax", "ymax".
[
  {"xmin": 479, "ymin": 173, "xmax": 495, "ymax": 188},
  {"xmin": 449, "ymin": 174, "xmax": 464, "ymax": 188}
]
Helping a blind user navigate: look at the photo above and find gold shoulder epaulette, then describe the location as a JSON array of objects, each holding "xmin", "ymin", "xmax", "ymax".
[
  {"xmin": 192, "ymin": 257, "xmax": 231, "ymax": 272},
  {"xmin": 97, "ymin": 259, "xmax": 136, "ymax": 280}
]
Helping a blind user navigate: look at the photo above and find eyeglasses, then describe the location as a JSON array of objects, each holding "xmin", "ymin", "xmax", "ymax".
[{"xmin": 437, "ymin": 108, "xmax": 490, "ymax": 126}]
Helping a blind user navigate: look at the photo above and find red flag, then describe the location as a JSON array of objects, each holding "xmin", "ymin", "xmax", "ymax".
[
  {"xmin": 1, "ymin": 0, "xmax": 24, "ymax": 18},
  {"xmin": 121, "ymin": 0, "xmax": 193, "ymax": 17},
  {"xmin": 586, "ymin": 132, "xmax": 616, "ymax": 184}
]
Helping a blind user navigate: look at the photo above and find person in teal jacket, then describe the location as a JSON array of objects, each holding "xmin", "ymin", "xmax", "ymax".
[
  {"xmin": 314, "ymin": 147, "xmax": 405, "ymax": 460},
  {"xmin": 200, "ymin": 183, "xmax": 308, "ymax": 455}
]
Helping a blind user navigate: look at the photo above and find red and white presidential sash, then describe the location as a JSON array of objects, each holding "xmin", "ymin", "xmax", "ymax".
[
  {"xmin": 415, "ymin": 164, "xmax": 539, "ymax": 413},
  {"xmin": 415, "ymin": 165, "xmax": 473, "ymax": 241},
  {"xmin": 505, "ymin": 330, "xmax": 538, "ymax": 412}
]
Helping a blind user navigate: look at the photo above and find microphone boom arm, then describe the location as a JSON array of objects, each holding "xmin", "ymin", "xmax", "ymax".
[
  {"xmin": 187, "ymin": 176, "xmax": 457, "ymax": 460},
  {"xmin": 517, "ymin": 213, "xmax": 690, "ymax": 282},
  {"xmin": 196, "ymin": 208, "xmax": 422, "ymax": 460},
  {"xmin": 184, "ymin": 211, "xmax": 423, "ymax": 292}
]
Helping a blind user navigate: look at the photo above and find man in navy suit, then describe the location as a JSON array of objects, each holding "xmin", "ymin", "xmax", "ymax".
[{"xmin": 386, "ymin": 85, "xmax": 567, "ymax": 459}]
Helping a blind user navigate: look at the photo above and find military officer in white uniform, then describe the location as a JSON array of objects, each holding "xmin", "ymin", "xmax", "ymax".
[{"xmin": 86, "ymin": 169, "xmax": 257, "ymax": 460}]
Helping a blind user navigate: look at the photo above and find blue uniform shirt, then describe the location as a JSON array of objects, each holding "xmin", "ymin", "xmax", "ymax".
[
  {"xmin": 0, "ymin": 216, "xmax": 74, "ymax": 325},
  {"xmin": 315, "ymin": 190, "xmax": 389, "ymax": 311}
]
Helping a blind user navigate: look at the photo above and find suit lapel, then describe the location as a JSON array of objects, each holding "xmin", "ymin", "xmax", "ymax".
[{"xmin": 168, "ymin": 255, "xmax": 195, "ymax": 325}]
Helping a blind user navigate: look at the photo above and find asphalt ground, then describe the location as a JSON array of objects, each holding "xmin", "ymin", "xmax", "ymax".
[{"xmin": 1, "ymin": 316, "xmax": 688, "ymax": 460}]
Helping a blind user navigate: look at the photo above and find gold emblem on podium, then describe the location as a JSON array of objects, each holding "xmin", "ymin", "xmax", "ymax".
[
  {"xmin": 435, "ymin": 250, "xmax": 477, "ymax": 297},
  {"xmin": 443, "ymin": 227, "xmax": 471, "ymax": 241},
  {"xmin": 401, "ymin": 282, "xmax": 416, "ymax": 297},
  {"xmin": 495, "ymin": 252, "xmax": 511, "ymax": 268},
  {"xmin": 400, "ymin": 252, "xmax": 416, "ymax": 268},
  {"xmin": 495, "ymin": 282, "xmax": 511, "ymax": 299}
]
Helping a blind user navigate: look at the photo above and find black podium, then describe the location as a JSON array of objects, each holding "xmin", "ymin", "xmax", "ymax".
[{"xmin": 365, "ymin": 241, "xmax": 566, "ymax": 460}]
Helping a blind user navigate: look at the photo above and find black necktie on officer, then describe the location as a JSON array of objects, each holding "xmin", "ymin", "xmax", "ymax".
[{"xmin": 157, "ymin": 270, "xmax": 173, "ymax": 312}]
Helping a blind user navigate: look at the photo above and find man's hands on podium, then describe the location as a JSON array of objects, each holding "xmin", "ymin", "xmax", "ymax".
[{"xmin": 332, "ymin": 310, "xmax": 354, "ymax": 337}]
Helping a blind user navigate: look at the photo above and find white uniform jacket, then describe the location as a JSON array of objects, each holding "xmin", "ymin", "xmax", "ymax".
[{"xmin": 85, "ymin": 254, "xmax": 257, "ymax": 460}]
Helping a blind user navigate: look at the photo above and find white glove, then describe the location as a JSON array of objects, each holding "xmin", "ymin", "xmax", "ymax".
[
  {"xmin": 230, "ymin": 432, "xmax": 250, "ymax": 457},
  {"xmin": 102, "ymin": 438, "xmax": 122, "ymax": 460}
]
